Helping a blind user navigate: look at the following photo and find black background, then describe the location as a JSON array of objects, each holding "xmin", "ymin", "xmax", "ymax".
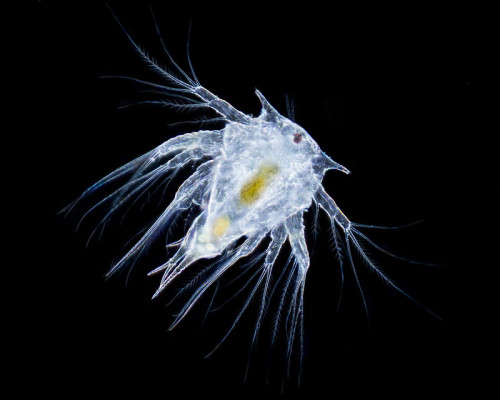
[{"xmin": 19, "ymin": 1, "xmax": 495, "ymax": 399}]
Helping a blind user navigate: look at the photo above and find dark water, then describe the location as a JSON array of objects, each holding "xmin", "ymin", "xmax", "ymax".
[{"xmin": 18, "ymin": 1, "xmax": 494, "ymax": 399}]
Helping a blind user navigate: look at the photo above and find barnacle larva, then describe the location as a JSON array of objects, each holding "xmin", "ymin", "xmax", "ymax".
[{"xmin": 63, "ymin": 6, "xmax": 441, "ymax": 381}]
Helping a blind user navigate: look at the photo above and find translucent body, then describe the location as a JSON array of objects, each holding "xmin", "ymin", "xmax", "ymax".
[{"xmin": 65, "ymin": 8, "xmax": 440, "ymax": 380}]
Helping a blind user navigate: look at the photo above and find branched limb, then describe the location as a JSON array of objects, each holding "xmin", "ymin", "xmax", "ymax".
[
  {"xmin": 314, "ymin": 185, "xmax": 441, "ymax": 320},
  {"xmin": 167, "ymin": 232, "xmax": 267, "ymax": 330},
  {"xmin": 105, "ymin": 160, "xmax": 214, "ymax": 277},
  {"xmin": 284, "ymin": 212, "xmax": 309, "ymax": 382},
  {"xmin": 106, "ymin": 5, "xmax": 252, "ymax": 124}
]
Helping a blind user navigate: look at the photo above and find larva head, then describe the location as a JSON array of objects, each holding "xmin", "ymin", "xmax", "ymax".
[{"xmin": 255, "ymin": 89, "xmax": 350, "ymax": 176}]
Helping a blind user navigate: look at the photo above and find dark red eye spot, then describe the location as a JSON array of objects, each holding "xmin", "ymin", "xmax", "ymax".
[{"xmin": 293, "ymin": 133, "xmax": 303, "ymax": 144}]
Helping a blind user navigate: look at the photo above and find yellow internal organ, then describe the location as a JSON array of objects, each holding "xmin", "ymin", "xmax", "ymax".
[
  {"xmin": 239, "ymin": 164, "xmax": 279, "ymax": 205},
  {"xmin": 212, "ymin": 215, "xmax": 231, "ymax": 238}
]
